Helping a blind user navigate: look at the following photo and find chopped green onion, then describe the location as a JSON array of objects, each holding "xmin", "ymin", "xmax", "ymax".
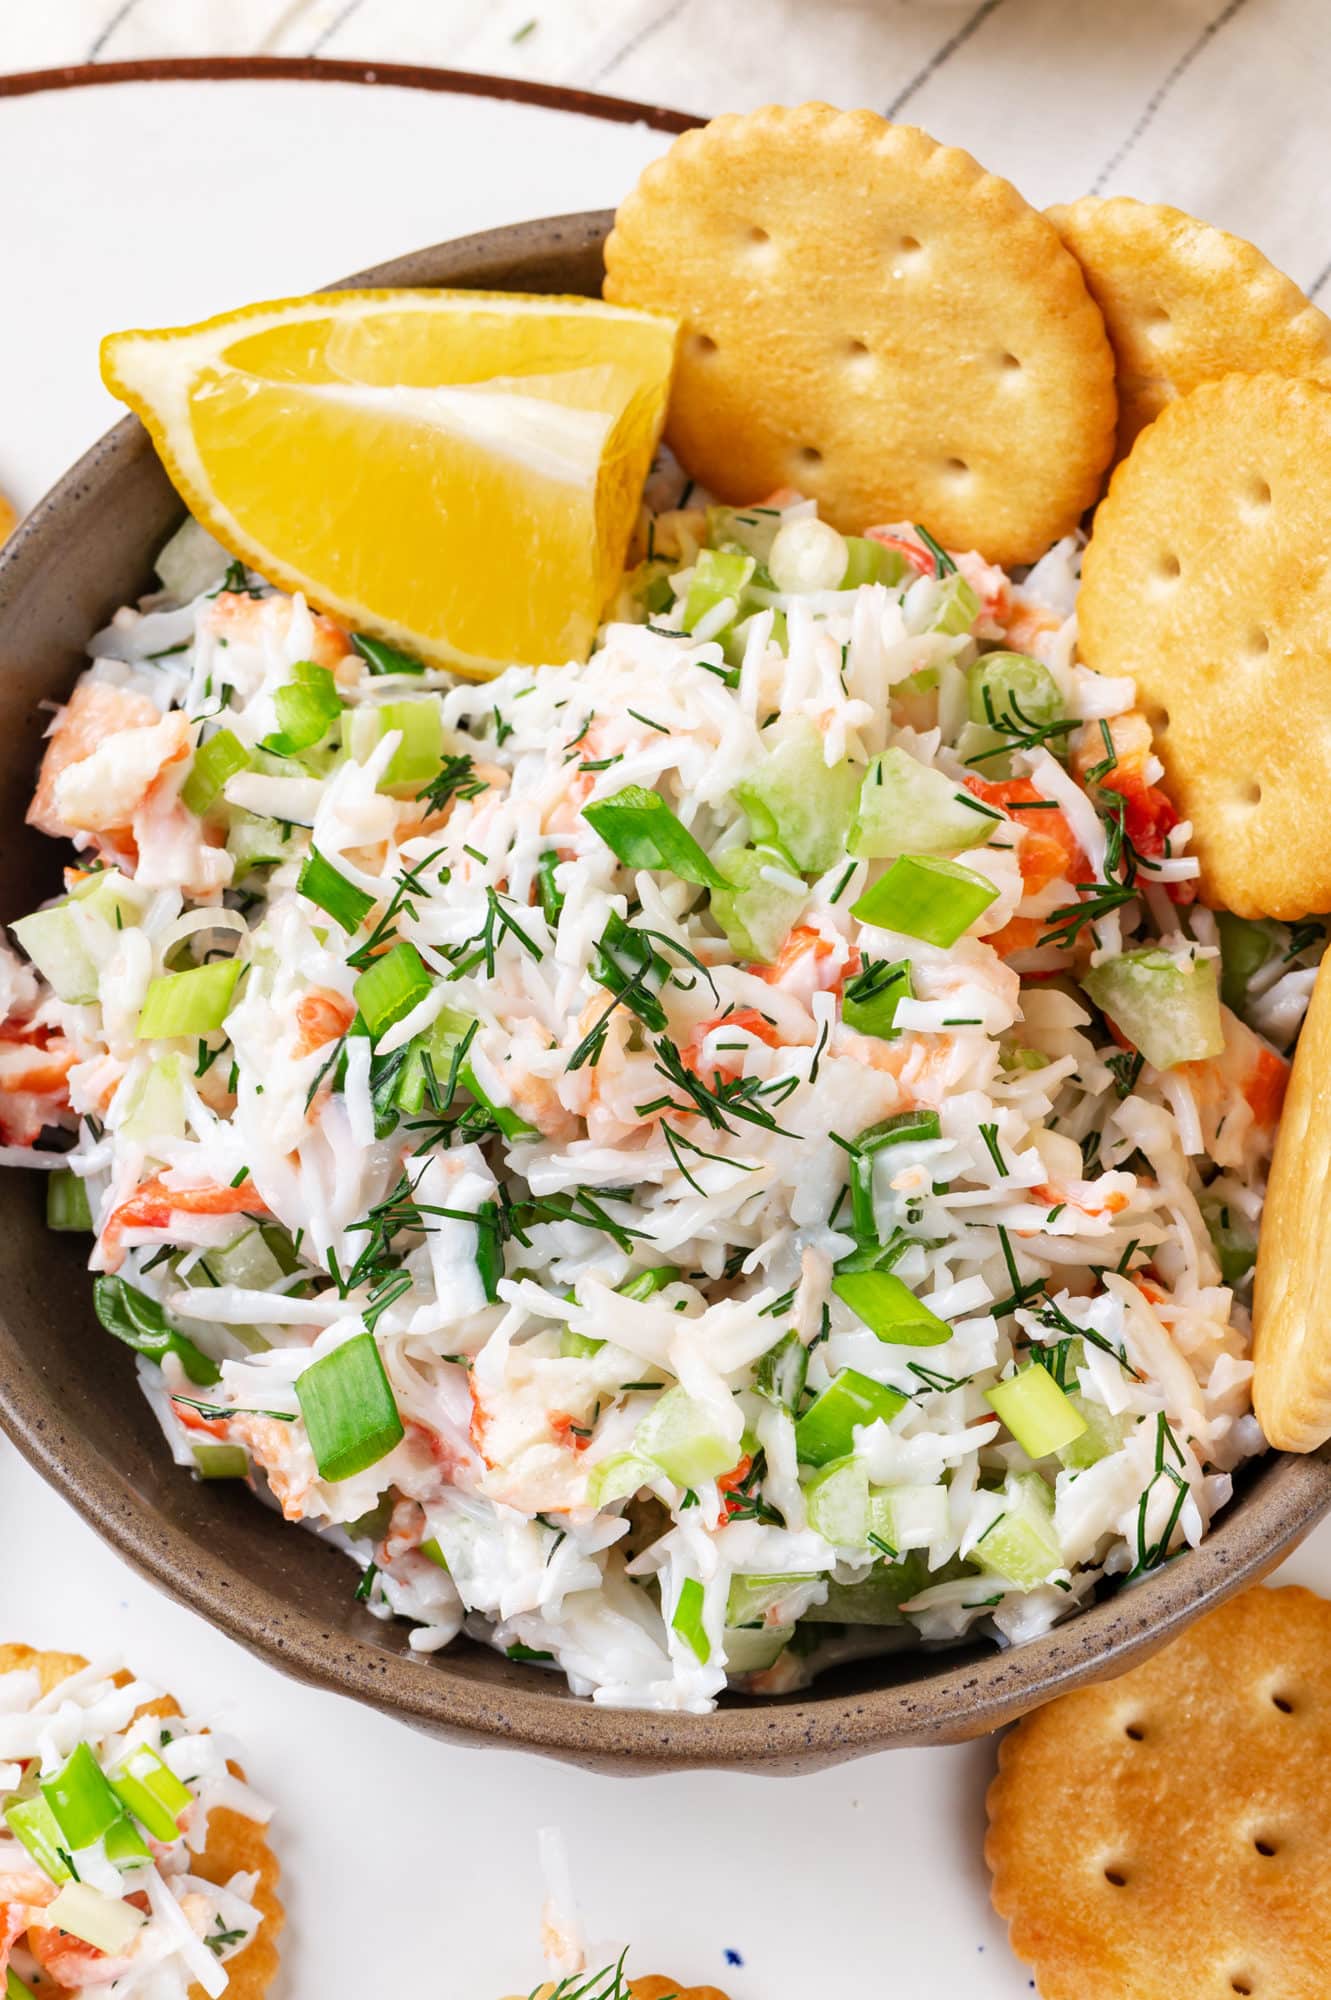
[
  {"xmin": 354, "ymin": 941, "xmax": 432, "ymax": 1040},
  {"xmin": 1081, "ymin": 949, "xmax": 1223, "ymax": 1070},
  {"xmin": 682, "ymin": 548, "xmax": 753, "ymax": 634},
  {"xmin": 103, "ymin": 1816, "xmax": 151, "ymax": 1870},
  {"xmin": 352, "ymin": 633, "xmax": 426, "ymax": 676},
  {"xmin": 794, "ymin": 1368, "xmax": 907, "ymax": 1466},
  {"xmin": 560, "ymin": 1329, "xmax": 604, "ymax": 1360},
  {"xmin": 191, "ymin": 1442, "xmax": 249, "ymax": 1479},
  {"xmin": 967, "ymin": 651, "xmax": 1064, "ymax": 736},
  {"xmin": 93, "ymin": 1275, "xmax": 221, "ymax": 1386},
  {"xmin": 474, "ymin": 1199, "xmax": 504, "ymax": 1301},
  {"xmin": 842, "ymin": 958, "xmax": 911, "ymax": 1039},
  {"xmin": 137, "ymin": 957, "xmax": 242, "ymax": 1039},
  {"xmin": 264, "ymin": 661, "xmax": 342, "ymax": 755},
  {"xmin": 671, "ymin": 1576, "xmax": 711, "ymax": 1662},
  {"xmin": 1200, "ymin": 1195, "xmax": 1258, "ymax": 1287},
  {"xmin": 296, "ymin": 1332, "xmax": 404, "ymax": 1482},
  {"xmin": 42, "ymin": 1741, "xmax": 123, "ymax": 1850},
  {"xmin": 8, "ymin": 1968, "xmax": 37, "ymax": 1999},
  {"xmin": 832, "ymin": 1268, "xmax": 951, "ymax": 1346},
  {"xmin": 46, "ymin": 1169, "xmax": 93, "ymax": 1233},
  {"xmin": 297, "ymin": 848, "xmax": 375, "ymax": 934},
  {"xmin": 583, "ymin": 785, "xmax": 727, "ymax": 890},
  {"xmin": 5, "ymin": 1794, "xmax": 73, "ymax": 1881},
  {"xmin": 986, "ymin": 1363, "xmax": 1087, "ymax": 1458},
  {"xmin": 420, "ymin": 1535, "xmax": 449, "ymax": 1571},
  {"xmin": 1215, "ymin": 911, "xmax": 1275, "ymax": 1015},
  {"xmin": 859, "ymin": 1108, "xmax": 943, "ymax": 1150},
  {"xmin": 181, "ymin": 728, "xmax": 250, "ymax": 815},
  {"xmin": 537, "ymin": 848, "xmax": 564, "ymax": 926},
  {"xmin": 635, "ymin": 1386, "xmax": 735, "ymax": 1485},
  {"xmin": 851, "ymin": 853, "xmax": 998, "ymax": 947},
  {"xmin": 754, "ymin": 1329, "xmax": 808, "ymax": 1412},
  {"xmin": 619, "ymin": 1264, "xmax": 679, "ymax": 1301}
]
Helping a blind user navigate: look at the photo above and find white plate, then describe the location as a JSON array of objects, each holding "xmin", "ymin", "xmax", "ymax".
[{"xmin": 3, "ymin": 60, "xmax": 1329, "ymax": 2000}]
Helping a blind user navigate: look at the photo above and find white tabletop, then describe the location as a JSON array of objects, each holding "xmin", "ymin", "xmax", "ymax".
[{"xmin": 3, "ymin": 53, "xmax": 1331, "ymax": 2000}]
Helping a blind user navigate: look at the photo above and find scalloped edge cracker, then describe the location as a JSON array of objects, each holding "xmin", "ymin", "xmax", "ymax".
[
  {"xmin": 1048, "ymin": 195, "xmax": 1331, "ymax": 457},
  {"xmin": 988, "ymin": 1586, "xmax": 1331, "ymax": 2000},
  {"xmin": 0, "ymin": 1646, "xmax": 282, "ymax": 2000},
  {"xmin": 0, "ymin": 491, "xmax": 17, "ymax": 543},
  {"xmin": 1254, "ymin": 951, "xmax": 1331, "ymax": 1448},
  {"xmin": 511, "ymin": 1979, "xmax": 729, "ymax": 1999},
  {"xmin": 604, "ymin": 103, "xmax": 1116, "ymax": 566},
  {"xmin": 1079, "ymin": 370, "xmax": 1331, "ymax": 919}
]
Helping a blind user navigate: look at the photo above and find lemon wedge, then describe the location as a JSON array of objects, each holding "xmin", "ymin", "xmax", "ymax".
[{"xmin": 101, "ymin": 290, "xmax": 678, "ymax": 677}]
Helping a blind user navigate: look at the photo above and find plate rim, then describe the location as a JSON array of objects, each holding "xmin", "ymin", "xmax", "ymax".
[{"xmin": 0, "ymin": 51, "xmax": 700, "ymax": 135}]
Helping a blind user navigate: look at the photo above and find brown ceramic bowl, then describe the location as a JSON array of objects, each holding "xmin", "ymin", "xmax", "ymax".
[{"xmin": 2, "ymin": 213, "xmax": 1330, "ymax": 1774}]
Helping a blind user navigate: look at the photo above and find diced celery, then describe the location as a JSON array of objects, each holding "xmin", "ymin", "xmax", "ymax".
[
  {"xmin": 635, "ymin": 1387, "xmax": 736, "ymax": 1487},
  {"xmin": 795, "ymin": 1369, "xmax": 907, "ymax": 1466},
  {"xmin": 968, "ymin": 652, "xmax": 1064, "ymax": 735},
  {"xmin": 343, "ymin": 698, "xmax": 448, "ymax": 791},
  {"xmin": 850, "ymin": 748, "xmax": 995, "ymax": 860},
  {"xmin": 736, "ymin": 715, "xmax": 860, "ymax": 873},
  {"xmin": 156, "ymin": 515, "xmax": 229, "ymax": 599},
  {"xmin": 954, "ymin": 719, "xmax": 1015, "ymax": 779},
  {"xmin": 225, "ymin": 810, "xmax": 304, "ymax": 878},
  {"xmin": 841, "ymin": 536, "xmax": 908, "ymax": 588},
  {"xmin": 1215, "ymin": 910, "xmax": 1277, "ymax": 1015},
  {"xmin": 927, "ymin": 573, "xmax": 979, "ymax": 636},
  {"xmin": 722, "ymin": 1625, "xmax": 793, "ymax": 1673},
  {"xmin": 805, "ymin": 1456, "xmax": 870, "ymax": 1546},
  {"xmin": 705, "ymin": 505, "xmax": 782, "ymax": 565},
  {"xmin": 870, "ymin": 1483, "xmax": 950, "ymax": 1551},
  {"xmin": 709, "ymin": 845, "xmax": 807, "ymax": 963},
  {"xmin": 769, "ymin": 517, "xmax": 849, "ymax": 594},
  {"xmin": 1081, "ymin": 949, "xmax": 1223, "ymax": 1069},
  {"xmin": 725, "ymin": 1572, "xmax": 818, "ymax": 1625},
  {"xmin": 72, "ymin": 867, "xmax": 146, "ymax": 926},
  {"xmin": 37, "ymin": 1883, "xmax": 144, "ymax": 1957},
  {"xmin": 802, "ymin": 1562, "xmax": 924, "ymax": 1626},
  {"xmin": 986, "ymin": 1363, "xmax": 1087, "ymax": 1459},
  {"xmin": 11, "ymin": 904, "xmax": 98, "ymax": 1003},
  {"xmin": 138, "ymin": 959, "xmax": 242, "ymax": 1039},
  {"xmin": 682, "ymin": 548, "xmax": 754, "ymax": 633},
  {"xmin": 626, "ymin": 558, "xmax": 676, "ymax": 617},
  {"xmin": 1200, "ymin": 1193, "xmax": 1257, "ymax": 1287},
  {"xmin": 973, "ymin": 1471, "xmax": 1063, "ymax": 1589},
  {"xmin": 121, "ymin": 1053, "xmax": 187, "ymax": 1148},
  {"xmin": 852, "ymin": 853, "xmax": 998, "ymax": 947},
  {"xmin": 560, "ymin": 1329, "xmax": 604, "ymax": 1360},
  {"xmin": 191, "ymin": 1443, "xmax": 249, "ymax": 1479},
  {"xmin": 201, "ymin": 1224, "xmax": 290, "ymax": 1291},
  {"xmin": 1057, "ymin": 1393, "xmax": 1127, "ymax": 1471},
  {"xmin": 46, "ymin": 1169, "xmax": 93, "ymax": 1233},
  {"xmin": 585, "ymin": 1451, "xmax": 656, "ymax": 1506}
]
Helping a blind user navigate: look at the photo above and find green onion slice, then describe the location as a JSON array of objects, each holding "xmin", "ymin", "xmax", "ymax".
[
  {"xmin": 107, "ymin": 1742, "xmax": 193, "ymax": 1843},
  {"xmin": 794, "ymin": 1368, "xmax": 907, "ymax": 1466},
  {"xmin": 832, "ymin": 1268, "xmax": 951, "ymax": 1346},
  {"xmin": 94, "ymin": 1275, "xmax": 221, "ymax": 1386},
  {"xmin": 352, "ymin": 633, "xmax": 426, "ymax": 676},
  {"xmin": 47, "ymin": 1168, "xmax": 93, "ymax": 1233},
  {"xmin": 354, "ymin": 941, "xmax": 432, "ymax": 1041},
  {"xmin": 298, "ymin": 848, "xmax": 375, "ymax": 934},
  {"xmin": 181, "ymin": 728, "xmax": 250, "ymax": 816},
  {"xmin": 851, "ymin": 854, "xmax": 998, "ymax": 948},
  {"xmin": 671, "ymin": 1576, "xmax": 712, "ymax": 1662},
  {"xmin": 583, "ymin": 785, "xmax": 728, "ymax": 890},
  {"xmin": 296, "ymin": 1332, "xmax": 405, "ymax": 1482},
  {"xmin": 41, "ymin": 1741, "xmax": 123, "ymax": 1850}
]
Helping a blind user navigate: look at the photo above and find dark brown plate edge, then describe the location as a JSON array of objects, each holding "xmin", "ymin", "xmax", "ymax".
[{"xmin": 0, "ymin": 51, "xmax": 700, "ymax": 136}]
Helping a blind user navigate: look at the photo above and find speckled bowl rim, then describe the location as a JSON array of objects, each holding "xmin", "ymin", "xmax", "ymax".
[{"xmin": 2, "ymin": 204, "xmax": 1329, "ymax": 1773}]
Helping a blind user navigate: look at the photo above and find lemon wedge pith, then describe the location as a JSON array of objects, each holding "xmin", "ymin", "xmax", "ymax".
[{"xmin": 101, "ymin": 290, "xmax": 678, "ymax": 678}]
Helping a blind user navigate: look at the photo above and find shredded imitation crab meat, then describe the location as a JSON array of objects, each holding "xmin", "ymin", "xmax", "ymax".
[
  {"xmin": 0, "ymin": 484, "xmax": 1318, "ymax": 1714},
  {"xmin": 0, "ymin": 1656, "xmax": 270, "ymax": 1996}
]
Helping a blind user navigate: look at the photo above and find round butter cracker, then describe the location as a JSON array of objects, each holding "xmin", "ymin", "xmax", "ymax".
[
  {"xmin": 988, "ymin": 1586, "xmax": 1331, "ymax": 2000},
  {"xmin": 0, "ymin": 1645, "xmax": 282, "ymax": 2000},
  {"xmin": 1048, "ymin": 196, "xmax": 1331, "ymax": 458},
  {"xmin": 1079, "ymin": 370, "xmax": 1331, "ymax": 918},
  {"xmin": 604, "ymin": 103, "xmax": 1116, "ymax": 567},
  {"xmin": 1254, "ymin": 949, "xmax": 1331, "ymax": 1449}
]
